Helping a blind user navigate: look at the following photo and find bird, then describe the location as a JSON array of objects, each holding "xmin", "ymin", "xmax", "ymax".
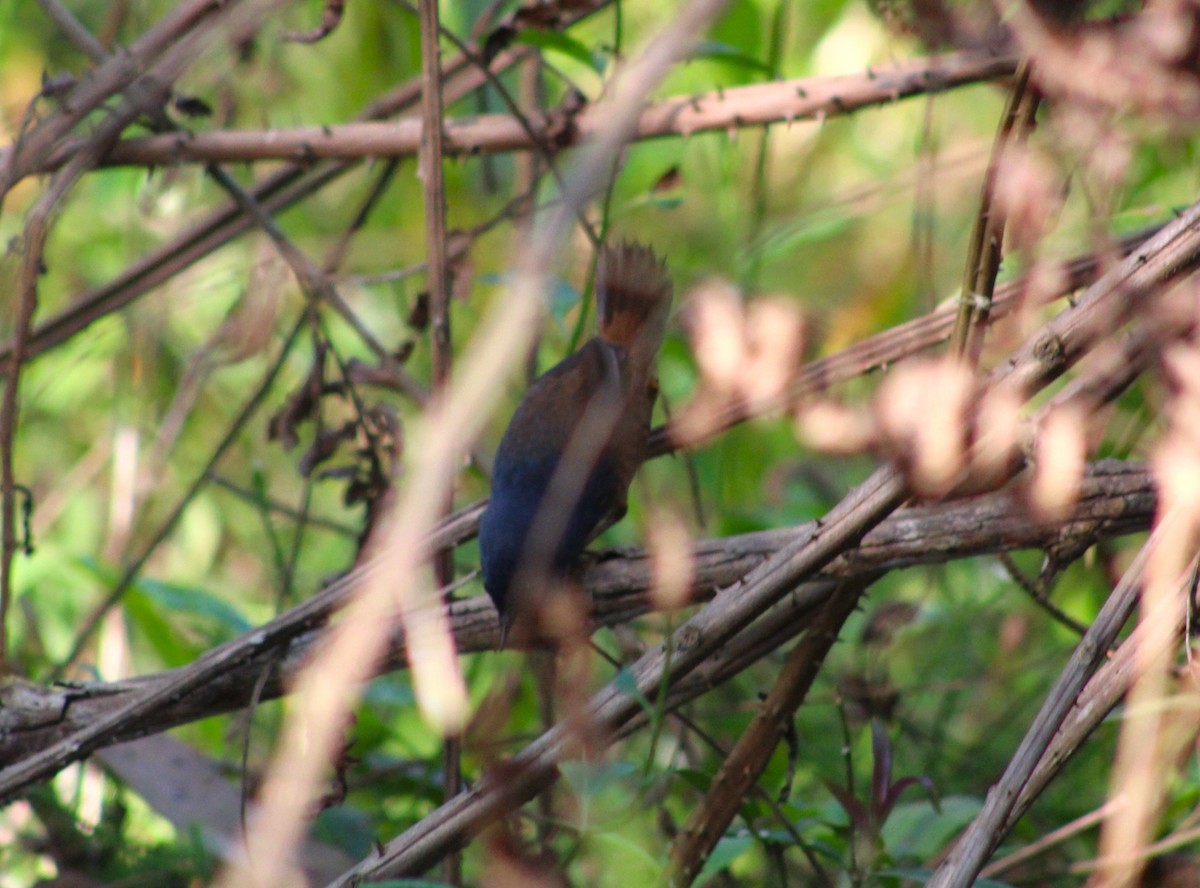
[{"xmin": 479, "ymin": 241, "xmax": 673, "ymax": 647}]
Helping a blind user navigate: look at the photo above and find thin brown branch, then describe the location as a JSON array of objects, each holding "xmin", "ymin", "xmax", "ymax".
[
  {"xmin": 983, "ymin": 800, "xmax": 1122, "ymax": 880},
  {"xmin": 38, "ymin": 188, "xmax": 1175, "ymax": 709},
  {"xmin": 0, "ymin": 23, "xmax": 600, "ymax": 377},
  {"xmin": 417, "ymin": 2, "xmax": 601, "ymax": 247},
  {"xmin": 323, "ymin": 471, "xmax": 905, "ymax": 879},
  {"xmin": 0, "ymin": 187, "xmax": 1171, "ymax": 763},
  {"xmin": 1, "ymin": 188, "xmax": 51, "ymax": 665},
  {"xmin": 668, "ymin": 282, "xmax": 1181, "ymax": 883},
  {"xmin": 994, "ymin": 208, "xmax": 1200, "ymax": 402},
  {"xmin": 654, "ymin": 223, "xmax": 1155, "ymax": 455},
  {"xmin": 31, "ymin": 455, "xmax": 1177, "ymax": 732},
  {"xmin": 951, "ymin": 60, "xmax": 1037, "ymax": 361},
  {"xmin": 6, "ymin": 0, "xmax": 287, "ymax": 669},
  {"xmin": 1001, "ymin": 572, "xmax": 1183, "ymax": 837},
  {"xmin": 35, "ymin": 0, "xmax": 108, "ymax": 62},
  {"xmin": 667, "ymin": 574, "xmax": 876, "ymax": 885},
  {"xmin": 23, "ymin": 50, "xmax": 1017, "ymax": 172},
  {"xmin": 318, "ymin": 172, "xmax": 1200, "ymax": 880},
  {"xmin": 419, "ymin": 0, "xmax": 453, "ymax": 395},
  {"xmin": 417, "ymin": 0, "xmax": 460, "ymax": 879},
  {"xmin": 920, "ymin": 195, "xmax": 1200, "ymax": 887},
  {"xmin": 59, "ymin": 316, "xmax": 308, "ymax": 673},
  {"xmin": 999, "ymin": 551, "xmax": 1089, "ymax": 636},
  {"xmin": 0, "ymin": 0, "xmax": 230, "ymax": 196},
  {"xmin": 928, "ymin": 540, "xmax": 1179, "ymax": 888},
  {"xmin": 923, "ymin": 250, "xmax": 1200, "ymax": 887},
  {"xmin": 0, "ymin": 459, "xmax": 1152, "ymax": 771},
  {"xmin": 662, "ymin": 704, "xmax": 834, "ymax": 883},
  {"xmin": 217, "ymin": 2, "xmax": 735, "ymax": 883},
  {"xmin": 41, "ymin": 0, "xmax": 408, "ymax": 629}
]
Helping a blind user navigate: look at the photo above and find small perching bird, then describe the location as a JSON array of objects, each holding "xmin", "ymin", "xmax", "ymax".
[{"xmin": 479, "ymin": 242, "xmax": 673, "ymax": 647}]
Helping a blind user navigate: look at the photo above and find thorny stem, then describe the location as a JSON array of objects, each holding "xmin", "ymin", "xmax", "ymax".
[{"xmin": 951, "ymin": 60, "xmax": 1037, "ymax": 363}]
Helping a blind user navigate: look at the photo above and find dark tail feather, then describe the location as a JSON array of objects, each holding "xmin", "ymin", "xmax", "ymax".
[{"xmin": 597, "ymin": 241, "xmax": 672, "ymax": 352}]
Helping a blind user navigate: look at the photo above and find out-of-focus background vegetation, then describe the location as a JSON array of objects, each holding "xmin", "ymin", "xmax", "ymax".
[{"xmin": 1, "ymin": 0, "xmax": 1192, "ymax": 885}]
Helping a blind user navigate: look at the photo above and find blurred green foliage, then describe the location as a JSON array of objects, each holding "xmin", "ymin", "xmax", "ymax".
[{"xmin": 0, "ymin": 0, "xmax": 1186, "ymax": 884}]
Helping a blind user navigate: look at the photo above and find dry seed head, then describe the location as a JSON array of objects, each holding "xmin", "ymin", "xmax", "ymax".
[
  {"xmin": 1028, "ymin": 404, "xmax": 1086, "ymax": 522},
  {"xmin": 742, "ymin": 298, "xmax": 805, "ymax": 409},
  {"xmin": 795, "ymin": 400, "xmax": 876, "ymax": 455},
  {"xmin": 648, "ymin": 511, "xmax": 695, "ymax": 612},
  {"xmin": 1162, "ymin": 344, "xmax": 1200, "ymax": 445},
  {"xmin": 993, "ymin": 145, "xmax": 1061, "ymax": 252},
  {"xmin": 974, "ymin": 384, "xmax": 1024, "ymax": 481},
  {"xmin": 876, "ymin": 358, "xmax": 975, "ymax": 496},
  {"xmin": 689, "ymin": 279, "xmax": 746, "ymax": 394}
]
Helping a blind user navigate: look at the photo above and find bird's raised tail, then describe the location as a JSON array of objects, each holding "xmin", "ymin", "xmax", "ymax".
[{"xmin": 597, "ymin": 241, "xmax": 672, "ymax": 361}]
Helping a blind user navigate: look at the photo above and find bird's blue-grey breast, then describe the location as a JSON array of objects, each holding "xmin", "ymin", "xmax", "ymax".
[{"xmin": 479, "ymin": 242, "xmax": 672, "ymax": 646}]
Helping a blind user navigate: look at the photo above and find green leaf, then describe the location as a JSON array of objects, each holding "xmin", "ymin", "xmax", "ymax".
[
  {"xmin": 695, "ymin": 835, "xmax": 754, "ymax": 886},
  {"xmin": 589, "ymin": 831, "xmax": 662, "ymax": 874},
  {"xmin": 881, "ymin": 796, "xmax": 983, "ymax": 861},
  {"xmin": 123, "ymin": 587, "xmax": 192, "ymax": 667},
  {"xmin": 479, "ymin": 272, "xmax": 582, "ymax": 325},
  {"xmin": 135, "ymin": 578, "xmax": 253, "ymax": 634},
  {"xmin": 560, "ymin": 760, "xmax": 639, "ymax": 801},
  {"xmin": 878, "ymin": 867, "xmax": 1017, "ymax": 888},
  {"xmin": 750, "ymin": 212, "xmax": 856, "ymax": 267},
  {"xmin": 512, "ymin": 29, "xmax": 600, "ymax": 72},
  {"xmin": 313, "ymin": 806, "xmax": 375, "ymax": 859},
  {"xmin": 621, "ymin": 193, "xmax": 686, "ymax": 212},
  {"xmin": 363, "ymin": 675, "xmax": 417, "ymax": 709},
  {"xmin": 613, "ymin": 666, "xmax": 655, "ymax": 712},
  {"xmin": 676, "ymin": 767, "xmax": 716, "ymax": 794},
  {"xmin": 119, "ymin": 578, "xmax": 252, "ymax": 668},
  {"xmin": 689, "ymin": 40, "xmax": 777, "ymax": 78}
]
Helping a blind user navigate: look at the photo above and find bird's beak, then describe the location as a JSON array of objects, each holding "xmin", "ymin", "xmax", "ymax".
[{"xmin": 497, "ymin": 613, "xmax": 510, "ymax": 651}]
